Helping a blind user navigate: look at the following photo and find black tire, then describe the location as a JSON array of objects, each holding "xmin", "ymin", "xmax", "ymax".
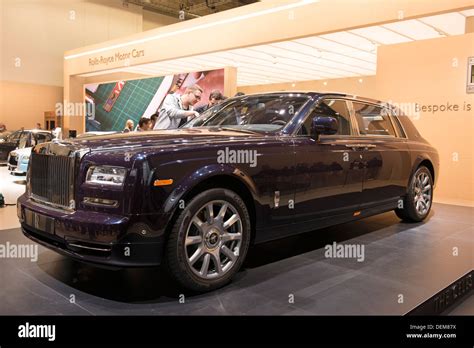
[
  {"xmin": 164, "ymin": 188, "xmax": 251, "ymax": 292},
  {"xmin": 395, "ymin": 166, "xmax": 433, "ymax": 222}
]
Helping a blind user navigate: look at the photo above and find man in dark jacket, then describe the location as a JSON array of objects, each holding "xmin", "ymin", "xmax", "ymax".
[{"xmin": 194, "ymin": 90, "xmax": 225, "ymax": 114}]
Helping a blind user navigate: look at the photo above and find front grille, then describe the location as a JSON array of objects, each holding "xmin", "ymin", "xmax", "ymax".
[
  {"xmin": 8, "ymin": 154, "xmax": 17, "ymax": 166},
  {"xmin": 30, "ymin": 153, "xmax": 75, "ymax": 209}
]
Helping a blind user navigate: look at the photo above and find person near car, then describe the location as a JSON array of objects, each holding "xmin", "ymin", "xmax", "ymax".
[
  {"xmin": 154, "ymin": 85, "xmax": 203, "ymax": 130},
  {"xmin": 123, "ymin": 119, "xmax": 134, "ymax": 133},
  {"xmin": 194, "ymin": 89, "xmax": 225, "ymax": 114},
  {"xmin": 136, "ymin": 117, "xmax": 151, "ymax": 132},
  {"xmin": 149, "ymin": 113, "xmax": 159, "ymax": 129}
]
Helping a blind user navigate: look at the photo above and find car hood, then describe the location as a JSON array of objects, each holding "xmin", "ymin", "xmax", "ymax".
[
  {"xmin": 12, "ymin": 147, "xmax": 32, "ymax": 156},
  {"xmin": 33, "ymin": 128, "xmax": 266, "ymax": 156},
  {"xmin": 72, "ymin": 128, "xmax": 263, "ymax": 151}
]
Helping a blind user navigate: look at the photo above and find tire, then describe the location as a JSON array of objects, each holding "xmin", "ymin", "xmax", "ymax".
[
  {"xmin": 395, "ymin": 166, "xmax": 433, "ymax": 222},
  {"xmin": 164, "ymin": 188, "xmax": 251, "ymax": 292}
]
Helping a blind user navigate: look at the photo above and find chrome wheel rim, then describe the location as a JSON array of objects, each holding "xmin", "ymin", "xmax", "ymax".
[
  {"xmin": 185, "ymin": 200, "xmax": 243, "ymax": 280},
  {"xmin": 413, "ymin": 172, "xmax": 432, "ymax": 216}
]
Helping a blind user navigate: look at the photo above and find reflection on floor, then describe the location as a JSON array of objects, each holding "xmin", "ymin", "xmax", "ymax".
[{"xmin": 0, "ymin": 196, "xmax": 472, "ymax": 314}]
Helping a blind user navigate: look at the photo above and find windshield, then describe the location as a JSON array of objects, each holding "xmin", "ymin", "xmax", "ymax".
[
  {"xmin": 184, "ymin": 95, "xmax": 310, "ymax": 133},
  {"xmin": 6, "ymin": 131, "xmax": 21, "ymax": 143}
]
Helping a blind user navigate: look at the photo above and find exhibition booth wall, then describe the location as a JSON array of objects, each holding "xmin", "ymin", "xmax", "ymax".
[
  {"xmin": 0, "ymin": 81, "xmax": 63, "ymax": 130},
  {"xmin": 238, "ymin": 75, "xmax": 378, "ymax": 99},
  {"xmin": 377, "ymin": 33, "xmax": 474, "ymax": 207},
  {"xmin": 239, "ymin": 34, "xmax": 474, "ymax": 206},
  {"xmin": 0, "ymin": 0, "xmax": 179, "ymax": 130}
]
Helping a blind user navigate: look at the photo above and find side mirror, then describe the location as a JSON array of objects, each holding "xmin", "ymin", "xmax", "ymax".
[{"xmin": 311, "ymin": 116, "xmax": 338, "ymax": 140}]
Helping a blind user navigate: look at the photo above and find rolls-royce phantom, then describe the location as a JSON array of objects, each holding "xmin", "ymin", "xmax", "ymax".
[{"xmin": 17, "ymin": 92, "xmax": 439, "ymax": 292}]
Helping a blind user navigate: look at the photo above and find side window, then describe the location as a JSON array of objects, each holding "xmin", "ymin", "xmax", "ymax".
[
  {"xmin": 34, "ymin": 133, "xmax": 51, "ymax": 144},
  {"xmin": 353, "ymin": 102, "xmax": 396, "ymax": 136},
  {"xmin": 298, "ymin": 99, "xmax": 352, "ymax": 136}
]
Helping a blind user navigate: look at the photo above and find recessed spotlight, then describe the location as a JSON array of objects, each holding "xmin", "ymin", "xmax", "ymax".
[
  {"xmin": 291, "ymin": 83, "xmax": 296, "ymax": 87},
  {"xmin": 323, "ymin": 81, "xmax": 328, "ymax": 86},
  {"xmin": 358, "ymin": 78, "xmax": 363, "ymax": 83}
]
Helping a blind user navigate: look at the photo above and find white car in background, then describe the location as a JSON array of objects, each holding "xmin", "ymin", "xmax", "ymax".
[
  {"xmin": 7, "ymin": 146, "xmax": 31, "ymax": 175},
  {"xmin": 7, "ymin": 131, "xmax": 116, "ymax": 175}
]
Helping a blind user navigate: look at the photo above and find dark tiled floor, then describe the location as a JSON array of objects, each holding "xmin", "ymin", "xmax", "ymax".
[{"xmin": 0, "ymin": 203, "xmax": 472, "ymax": 315}]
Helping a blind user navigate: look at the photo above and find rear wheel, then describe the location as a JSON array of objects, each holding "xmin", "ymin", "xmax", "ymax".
[
  {"xmin": 395, "ymin": 166, "xmax": 433, "ymax": 222},
  {"xmin": 164, "ymin": 188, "xmax": 251, "ymax": 292}
]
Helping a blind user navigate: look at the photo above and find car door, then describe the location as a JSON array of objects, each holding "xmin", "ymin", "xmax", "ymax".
[
  {"xmin": 292, "ymin": 98, "xmax": 365, "ymax": 231},
  {"xmin": 350, "ymin": 101, "xmax": 412, "ymax": 210}
]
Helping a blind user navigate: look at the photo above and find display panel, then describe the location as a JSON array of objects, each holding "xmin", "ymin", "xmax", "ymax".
[{"xmin": 85, "ymin": 69, "xmax": 224, "ymax": 132}]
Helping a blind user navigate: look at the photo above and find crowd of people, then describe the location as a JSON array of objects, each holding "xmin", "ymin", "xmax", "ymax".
[{"xmin": 123, "ymin": 85, "xmax": 243, "ymax": 133}]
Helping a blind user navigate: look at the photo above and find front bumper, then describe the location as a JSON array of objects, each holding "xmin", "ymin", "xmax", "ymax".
[{"xmin": 18, "ymin": 195, "xmax": 167, "ymax": 267}]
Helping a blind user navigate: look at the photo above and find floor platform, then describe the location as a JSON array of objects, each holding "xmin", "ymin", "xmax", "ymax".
[{"xmin": 0, "ymin": 200, "xmax": 472, "ymax": 315}]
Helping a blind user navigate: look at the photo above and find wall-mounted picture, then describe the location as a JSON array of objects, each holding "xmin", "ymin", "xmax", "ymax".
[{"xmin": 85, "ymin": 68, "xmax": 224, "ymax": 132}]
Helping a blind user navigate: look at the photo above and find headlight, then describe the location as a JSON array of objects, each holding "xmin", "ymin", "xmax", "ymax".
[{"xmin": 86, "ymin": 166, "xmax": 127, "ymax": 186}]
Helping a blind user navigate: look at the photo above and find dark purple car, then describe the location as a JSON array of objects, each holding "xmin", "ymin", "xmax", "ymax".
[{"xmin": 17, "ymin": 92, "xmax": 439, "ymax": 291}]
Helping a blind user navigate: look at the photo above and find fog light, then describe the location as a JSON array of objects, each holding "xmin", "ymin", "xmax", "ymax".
[{"xmin": 83, "ymin": 197, "xmax": 118, "ymax": 207}]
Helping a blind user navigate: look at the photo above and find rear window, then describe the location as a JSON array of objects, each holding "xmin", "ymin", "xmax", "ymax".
[{"xmin": 353, "ymin": 102, "xmax": 396, "ymax": 137}]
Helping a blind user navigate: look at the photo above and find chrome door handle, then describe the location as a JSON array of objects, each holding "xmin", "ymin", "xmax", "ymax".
[{"xmin": 345, "ymin": 144, "xmax": 377, "ymax": 149}]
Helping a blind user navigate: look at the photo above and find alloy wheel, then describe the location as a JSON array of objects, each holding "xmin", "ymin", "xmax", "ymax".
[
  {"xmin": 184, "ymin": 200, "xmax": 243, "ymax": 280},
  {"xmin": 413, "ymin": 171, "xmax": 432, "ymax": 216}
]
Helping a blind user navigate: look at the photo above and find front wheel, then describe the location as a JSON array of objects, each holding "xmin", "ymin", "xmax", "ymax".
[
  {"xmin": 395, "ymin": 166, "xmax": 433, "ymax": 222},
  {"xmin": 164, "ymin": 188, "xmax": 251, "ymax": 292}
]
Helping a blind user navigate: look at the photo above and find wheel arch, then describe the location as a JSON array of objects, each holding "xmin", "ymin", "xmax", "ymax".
[
  {"xmin": 162, "ymin": 164, "xmax": 260, "ymax": 244},
  {"xmin": 412, "ymin": 156, "xmax": 436, "ymax": 184}
]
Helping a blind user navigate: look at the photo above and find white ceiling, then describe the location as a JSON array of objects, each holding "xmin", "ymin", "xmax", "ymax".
[{"xmin": 80, "ymin": 9, "xmax": 474, "ymax": 86}]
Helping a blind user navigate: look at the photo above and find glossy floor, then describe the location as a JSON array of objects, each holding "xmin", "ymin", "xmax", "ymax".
[{"xmin": 0, "ymin": 199, "xmax": 472, "ymax": 315}]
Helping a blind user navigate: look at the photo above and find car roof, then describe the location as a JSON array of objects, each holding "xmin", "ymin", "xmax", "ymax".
[{"xmin": 234, "ymin": 91, "xmax": 384, "ymax": 105}]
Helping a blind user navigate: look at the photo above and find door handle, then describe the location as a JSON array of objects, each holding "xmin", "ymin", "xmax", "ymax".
[{"xmin": 345, "ymin": 144, "xmax": 377, "ymax": 150}]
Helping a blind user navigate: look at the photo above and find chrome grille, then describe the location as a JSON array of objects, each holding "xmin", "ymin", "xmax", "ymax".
[{"xmin": 30, "ymin": 153, "xmax": 75, "ymax": 209}]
